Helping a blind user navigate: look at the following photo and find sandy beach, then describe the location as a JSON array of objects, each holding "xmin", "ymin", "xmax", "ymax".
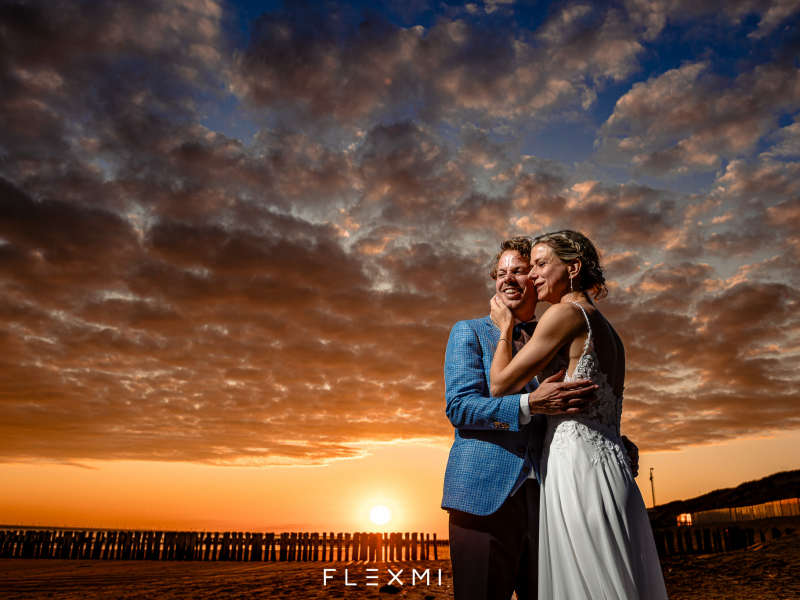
[
  {"xmin": 1, "ymin": 533, "xmax": 799, "ymax": 599},
  {"xmin": 0, "ymin": 558, "xmax": 455, "ymax": 600},
  {"xmin": 659, "ymin": 532, "xmax": 800, "ymax": 600}
]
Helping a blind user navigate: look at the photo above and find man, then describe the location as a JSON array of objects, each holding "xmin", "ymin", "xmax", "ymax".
[{"xmin": 442, "ymin": 235, "xmax": 639, "ymax": 600}]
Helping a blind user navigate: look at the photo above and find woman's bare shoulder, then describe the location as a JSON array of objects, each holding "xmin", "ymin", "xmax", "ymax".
[{"xmin": 537, "ymin": 302, "xmax": 587, "ymax": 331}]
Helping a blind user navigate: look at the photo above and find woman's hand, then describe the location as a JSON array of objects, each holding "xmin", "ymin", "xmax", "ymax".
[{"xmin": 490, "ymin": 294, "xmax": 513, "ymax": 330}]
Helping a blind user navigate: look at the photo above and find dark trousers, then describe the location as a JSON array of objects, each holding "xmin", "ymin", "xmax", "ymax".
[{"xmin": 449, "ymin": 478, "xmax": 540, "ymax": 600}]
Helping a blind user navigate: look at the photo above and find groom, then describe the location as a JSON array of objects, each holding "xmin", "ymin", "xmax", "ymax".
[{"xmin": 442, "ymin": 235, "xmax": 635, "ymax": 600}]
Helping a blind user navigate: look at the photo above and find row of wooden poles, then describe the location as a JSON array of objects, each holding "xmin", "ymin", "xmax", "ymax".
[
  {"xmin": 652, "ymin": 525, "xmax": 794, "ymax": 556},
  {"xmin": 0, "ymin": 530, "xmax": 443, "ymax": 562}
]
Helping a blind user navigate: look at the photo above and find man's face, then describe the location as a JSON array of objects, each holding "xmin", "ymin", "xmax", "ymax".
[{"xmin": 495, "ymin": 250, "xmax": 537, "ymax": 315}]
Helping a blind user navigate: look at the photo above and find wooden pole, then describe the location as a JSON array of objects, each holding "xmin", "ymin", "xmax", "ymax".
[
  {"xmin": 666, "ymin": 530, "xmax": 676, "ymax": 555},
  {"xmin": 89, "ymin": 532, "xmax": 103, "ymax": 560},
  {"xmin": 131, "ymin": 531, "xmax": 144, "ymax": 560},
  {"xmin": 0, "ymin": 531, "xmax": 10, "ymax": 558},
  {"xmin": 41, "ymin": 531, "xmax": 53, "ymax": 560},
  {"xmin": 60, "ymin": 531, "xmax": 72, "ymax": 559},
  {"xmin": 219, "ymin": 532, "xmax": 229, "ymax": 561},
  {"xmin": 167, "ymin": 532, "xmax": 177, "ymax": 561},
  {"xmin": 102, "ymin": 531, "xmax": 113, "ymax": 560},
  {"xmin": 19, "ymin": 531, "xmax": 32, "ymax": 559},
  {"xmin": 142, "ymin": 532, "xmax": 152, "ymax": 560},
  {"xmin": 68, "ymin": 531, "xmax": 80, "ymax": 559},
  {"xmin": 139, "ymin": 532, "xmax": 147, "ymax": 560},
  {"xmin": 111, "ymin": 531, "xmax": 127, "ymax": 560},
  {"xmin": 278, "ymin": 533, "xmax": 286, "ymax": 561},
  {"xmin": 203, "ymin": 533, "xmax": 213, "ymax": 561},
  {"xmin": 251, "ymin": 532, "xmax": 262, "ymax": 561},
  {"xmin": 36, "ymin": 531, "xmax": 46, "ymax": 559}
]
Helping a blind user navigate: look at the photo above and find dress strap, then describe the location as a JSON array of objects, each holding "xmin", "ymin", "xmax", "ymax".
[{"xmin": 569, "ymin": 301, "xmax": 592, "ymax": 355}]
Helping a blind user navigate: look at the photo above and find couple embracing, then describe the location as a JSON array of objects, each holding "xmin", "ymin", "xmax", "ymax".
[{"xmin": 442, "ymin": 231, "xmax": 669, "ymax": 600}]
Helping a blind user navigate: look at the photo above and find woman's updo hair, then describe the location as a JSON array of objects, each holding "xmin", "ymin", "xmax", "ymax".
[{"xmin": 532, "ymin": 230, "xmax": 608, "ymax": 300}]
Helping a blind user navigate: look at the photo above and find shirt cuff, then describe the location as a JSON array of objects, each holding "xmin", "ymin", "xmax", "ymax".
[{"xmin": 519, "ymin": 393, "xmax": 531, "ymax": 425}]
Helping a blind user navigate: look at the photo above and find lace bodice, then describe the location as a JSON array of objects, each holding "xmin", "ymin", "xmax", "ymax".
[{"xmin": 537, "ymin": 302, "xmax": 628, "ymax": 468}]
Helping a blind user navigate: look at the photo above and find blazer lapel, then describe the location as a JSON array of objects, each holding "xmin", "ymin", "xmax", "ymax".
[{"xmin": 484, "ymin": 316, "xmax": 500, "ymax": 347}]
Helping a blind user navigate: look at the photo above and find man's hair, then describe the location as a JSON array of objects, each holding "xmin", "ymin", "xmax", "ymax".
[{"xmin": 489, "ymin": 235, "xmax": 533, "ymax": 280}]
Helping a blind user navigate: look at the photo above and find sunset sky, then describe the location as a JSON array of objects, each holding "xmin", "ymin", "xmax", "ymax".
[{"xmin": 1, "ymin": 0, "xmax": 800, "ymax": 537}]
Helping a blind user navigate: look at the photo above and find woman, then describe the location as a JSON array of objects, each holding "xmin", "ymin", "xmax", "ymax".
[{"xmin": 489, "ymin": 230, "xmax": 668, "ymax": 600}]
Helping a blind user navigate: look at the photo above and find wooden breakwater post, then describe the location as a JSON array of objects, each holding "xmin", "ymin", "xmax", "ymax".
[
  {"xmin": 279, "ymin": 532, "xmax": 288, "ymax": 561},
  {"xmin": 207, "ymin": 532, "xmax": 219, "ymax": 561},
  {"xmin": 653, "ymin": 524, "xmax": 779, "ymax": 556},
  {"xmin": 355, "ymin": 532, "xmax": 363, "ymax": 561},
  {"xmin": 252, "ymin": 532, "xmax": 263, "ymax": 561},
  {"xmin": 0, "ymin": 529, "xmax": 443, "ymax": 562}
]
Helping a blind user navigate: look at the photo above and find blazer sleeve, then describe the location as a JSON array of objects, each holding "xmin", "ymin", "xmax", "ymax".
[{"xmin": 444, "ymin": 320, "xmax": 525, "ymax": 432}]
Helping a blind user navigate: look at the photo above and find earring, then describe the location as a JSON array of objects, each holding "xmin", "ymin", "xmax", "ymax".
[{"xmin": 570, "ymin": 276, "xmax": 578, "ymax": 301}]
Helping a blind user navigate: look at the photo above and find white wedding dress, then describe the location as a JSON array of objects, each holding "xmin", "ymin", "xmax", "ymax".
[{"xmin": 537, "ymin": 303, "xmax": 668, "ymax": 600}]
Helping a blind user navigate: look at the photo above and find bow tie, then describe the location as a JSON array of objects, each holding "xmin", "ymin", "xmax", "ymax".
[{"xmin": 513, "ymin": 321, "xmax": 536, "ymax": 340}]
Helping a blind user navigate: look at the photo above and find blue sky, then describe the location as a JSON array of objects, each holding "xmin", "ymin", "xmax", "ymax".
[{"xmin": 0, "ymin": 0, "xmax": 799, "ymax": 475}]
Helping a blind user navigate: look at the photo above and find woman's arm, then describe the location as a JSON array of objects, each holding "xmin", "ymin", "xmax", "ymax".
[
  {"xmin": 490, "ymin": 302, "xmax": 586, "ymax": 397},
  {"xmin": 488, "ymin": 295, "xmax": 516, "ymax": 387}
]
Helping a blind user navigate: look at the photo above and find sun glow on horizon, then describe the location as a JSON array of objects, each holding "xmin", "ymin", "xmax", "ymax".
[{"xmin": 369, "ymin": 505, "xmax": 392, "ymax": 526}]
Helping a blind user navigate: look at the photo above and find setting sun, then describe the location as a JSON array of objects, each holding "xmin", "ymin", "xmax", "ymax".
[{"xmin": 369, "ymin": 505, "xmax": 392, "ymax": 526}]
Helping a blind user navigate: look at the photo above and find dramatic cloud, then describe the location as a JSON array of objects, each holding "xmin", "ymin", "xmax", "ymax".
[
  {"xmin": 596, "ymin": 62, "xmax": 800, "ymax": 175},
  {"xmin": 231, "ymin": 1, "xmax": 658, "ymax": 125},
  {"xmin": 1, "ymin": 0, "xmax": 799, "ymax": 467},
  {"xmin": 624, "ymin": 0, "xmax": 800, "ymax": 39}
]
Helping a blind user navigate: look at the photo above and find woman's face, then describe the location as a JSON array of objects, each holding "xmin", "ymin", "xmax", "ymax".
[{"xmin": 530, "ymin": 244, "xmax": 570, "ymax": 303}]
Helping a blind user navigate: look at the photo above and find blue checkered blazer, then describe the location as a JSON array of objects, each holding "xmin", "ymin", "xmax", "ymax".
[{"xmin": 441, "ymin": 316, "xmax": 546, "ymax": 516}]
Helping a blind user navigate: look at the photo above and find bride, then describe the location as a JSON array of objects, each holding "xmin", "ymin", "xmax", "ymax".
[{"xmin": 489, "ymin": 230, "xmax": 668, "ymax": 600}]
